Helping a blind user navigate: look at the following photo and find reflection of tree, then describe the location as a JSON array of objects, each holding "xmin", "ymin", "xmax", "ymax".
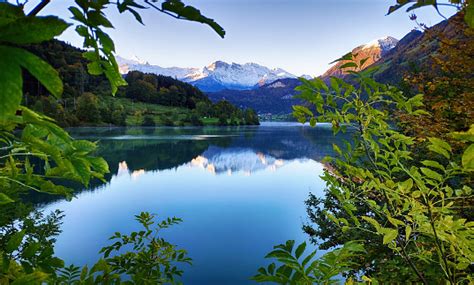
[
  {"xmin": 224, "ymin": 125, "xmax": 352, "ymax": 161},
  {"xmin": 100, "ymin": 139, "xmax": 210, "ymax": 175},
  {"xmin": 31, "ymin": 125, "xmax": 350, "ymax": 206}
]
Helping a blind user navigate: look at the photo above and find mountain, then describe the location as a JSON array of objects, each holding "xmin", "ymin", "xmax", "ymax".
[
  {"xmin": 117, "ymin": 55, "xmax": 200, "ymax": 80},
  {"xmin": 207, "ymin": 36, "xmax": 399, "ymax": 115},
  {"xmin": 207, "ymin": 78, "xmax": 303, "ymax": 115},
  {"xmin": 321, "ymin": 36, "xmax": 399, "ymax": 79},
  {"xmin": 116, "ymin": 57, "xmax": 297, "ymax": 92}
]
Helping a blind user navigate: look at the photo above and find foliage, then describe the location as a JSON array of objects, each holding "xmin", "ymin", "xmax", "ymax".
[
  {"xmin": 76, "ymin": 92, "xmax": 101, "ymax": 123},
  {"xmin": 123, "ymin": 70, "xmax": 210, "ymax": 109},
  {"xmin": 0, "ymin": 0, "xmax": 224, "ymax": 283},
  {"xmin": 0, "ymin": 210, "xmax": 65, "ymax": 283},
  {"xmin": 252, "ymin": 240, "xmax": 364, "ymax": 284},
  {"xmin": 289, "ymin": 55, "xmax": 474, "ymax": 284},
  {"xmin": 397, "ymin": 13, "xmax": 474, "ymax": 140},
  {"xmin": 55, "ymin": 212, "xmax": 191, "ymax": 284},
  {"xmin": 387, "ymin": 0, "xmax": 473, "ymax": 28},
  {"xmin": 244, "ymin": 109, "xmax": 260, "ymax": 125},
  {"xmin": 23, "ymin": 41, "xmax": 258, "ymax": 126},
  {"xmin": 142, "ymin": 115, "xmax": 156, "ymax": 127}
]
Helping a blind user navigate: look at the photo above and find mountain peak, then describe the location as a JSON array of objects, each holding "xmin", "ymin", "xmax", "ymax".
[
  {"xmin": 131, "ymin": 55, "xmax": 146, "ymax": 65},
  {"xmin": 206, "ymin": 61, "xmax": 229, "ymax": 71},
  {"xmin": 361, "ymin": 36, "xmax": 399, "ymax": 54}
]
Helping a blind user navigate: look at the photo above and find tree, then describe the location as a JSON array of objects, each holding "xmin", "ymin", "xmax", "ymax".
[
  {"xmin": 397, "ymin": 13, "xmax": 474, "ymax": 140},
  {"xmin": 142, "ymin": 115, "xmax": 156, "ymax": 127},
  {"xmin": 256, "ymin": 55, "xmax": 474, "ymax": 284},
  {"xmin": 195, "ymin": 101, "xmax": 212, "ymax": 117},
  {"xmin": 244, "ymin": 108, "xmax": 260, "ymax": 125},
  {"xmin": 76, "ymin": 92, "xmax": 101, "ymax": 123},
  {"xmin": 111, "ymin": 104, "xmax": 127, "ymax": 126},
  {"xmin": 126, "ymin": 79, "xmax": 156, "ymax": 102}
]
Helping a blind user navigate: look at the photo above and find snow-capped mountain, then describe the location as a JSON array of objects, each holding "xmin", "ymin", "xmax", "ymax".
[
  {"xmin": 116, "ymin": 56, "xmax": 297, "ymax": 92},
  {"xmin": 361, "ymin": 36, "xmax": 399, "ymax": 55},
  {"xmin": 321, "ymin": 36, "xmax": 399, "ymax": 79},
  {"xmin": 116, "ymin": 56, "xmax": 200, "ymax": 80}
]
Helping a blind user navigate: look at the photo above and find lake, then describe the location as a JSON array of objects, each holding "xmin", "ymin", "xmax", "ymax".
[{"xmin": 41, "ymin": 122, "xmax": 351, "ymax": 284}]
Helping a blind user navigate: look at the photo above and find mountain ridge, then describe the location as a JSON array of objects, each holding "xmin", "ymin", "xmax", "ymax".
[
  {"xmin": 116, "ymin": 57, "xmax": 297, "ymax": 92},
  {"xmin": 208, "ymin": 35, "xmax": 400, "ymax": 115}
]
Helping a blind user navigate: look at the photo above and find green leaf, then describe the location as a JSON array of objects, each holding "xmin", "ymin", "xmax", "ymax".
[
  {"xmin": 362, "ymin": 216, "xmax": 381, "ymax": 231},
  {"xmin": 295, "ymin": 242, "xmax": 306, "ymax": 259},
  {"xmin": 382, "ymin": 228, "xmax": 398, "ymax": 244},
  {"xmin": 293, "ymin": 105, "xmax": 313, "ymax": 117},
  {"xmin": 89, "ymin": 157, "xmax": 109, "ymax": 174},
  {"xmin": 0, "ymin": 52, "xmax": 22, "ymax": 118},
  {"xmin": 421, "ymin": 160, "xmax": 445, "ymax": 171},
  {"xmin": 399, "ymin": 178, "xmax": 413, "ymax": 192},
  {"xmin": 428, "ymin": 137, "xmax": 451, "ymax": 152},
  {"xmin": 11, "ymin": 271, "xmax": 49, "ymax": 285},
  {"xmin": 339, "ymin": 62, "xmax": 358, "ymax": 69},
  {"xmin": 329, "ymin": 52, "xmax": 354, "ymax": 64},
  {"xmin": 0, "ymin": 16, "xmax": 69, "ymax": 44},
  {"xmin": 1, "ymin": 46, "xmax": 63, "ymax": 97},
  {"xmin": 420, "ymin": 167, "xmax": 443, "ymax": 182},
  {"xmin": 0, "ymin": 3, "xmax": 24, "ymax": 26},
  {"xmin": 462, "ymin": 144, "xmax": 474, "ymax": 170},
  {"xmin": 405, "ymin": 225, "xmax": 412, "ymax": 242},
  {"xmin": 69, "ymin": 6, "xmax": 87, "ymax": 23},
  {"xmin": 6, "ymin": 230, "xmax": 25, "ymax": 253},
  {"xmin": 428, "ymin": 144, "xmax": 450, "ymax": 159},
  {"xmin": 96, "ymin": 29, "xmax": 115, "ymax": 53},
  {"xmin": 161, "ymin": 0, "xmax": 225, "ymax": 38},
  {"xmin": 0, "ymin": 192, "xmax": 14, "ymax": 205},
  {"xmin": 87, "ymin": 61, "xmax": 103, "ymax": 75},
  {"xmin": 465, "ymin": 4, "xmax": 474, "ymax": 28},
  {"xmin": 22, "ymin": 242, "xmax": 41, "ymax": 258},
  {"xmin": 87, "ymin": 10, "xmax": 114, "ymax": 28}
]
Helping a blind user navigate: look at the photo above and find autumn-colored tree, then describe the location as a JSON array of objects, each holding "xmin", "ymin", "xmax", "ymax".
[{"xmin": 397, "ymin": 13, "xmax": 474, "ymax": 140}]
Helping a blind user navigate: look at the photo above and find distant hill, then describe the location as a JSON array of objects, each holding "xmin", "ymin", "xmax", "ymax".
[{"xmin": 207, "ymin": 78, "xmax": 303, "ymax": 115}]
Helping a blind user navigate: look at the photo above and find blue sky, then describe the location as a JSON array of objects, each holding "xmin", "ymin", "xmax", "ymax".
[{"xmin": 37, "ymin": 0, "xmax": 455, "ymax": 76}]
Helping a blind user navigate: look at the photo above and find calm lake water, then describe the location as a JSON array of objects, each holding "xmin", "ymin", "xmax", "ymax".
[{"xmin": 41, "ymin": 122, "xmax": 351, "ymax": 284}]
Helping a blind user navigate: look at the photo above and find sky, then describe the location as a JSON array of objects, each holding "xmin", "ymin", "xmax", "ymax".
[{"xmin": 34, "ymin": 0, "xmax": 456, "ymax": 76}]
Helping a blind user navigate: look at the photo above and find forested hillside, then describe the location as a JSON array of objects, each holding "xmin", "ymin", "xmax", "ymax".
[{"xmin": 23, "ymin": 40, "xmax": 259, "ymax": 127}]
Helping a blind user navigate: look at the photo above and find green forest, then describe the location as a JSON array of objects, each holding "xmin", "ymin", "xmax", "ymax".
[
  {"xmin": 23, "ymin": 40, "xmax": 259, "ymax": 127},
  {"xmin": 0, "ymin": 0, "xmax": 473, "ymax": 284}
]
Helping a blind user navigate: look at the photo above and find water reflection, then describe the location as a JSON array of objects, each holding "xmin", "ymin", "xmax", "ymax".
[
  {"xmin": 187, "ymin": 147, "xmax": 286, "ymax": 175},
  {"xmin": 41, "ymin": 123, "xmax": 353, "ymax": 285},
  {"xmin": 67, "ymin": 123, "xmax": 347, "ymax": 189}
]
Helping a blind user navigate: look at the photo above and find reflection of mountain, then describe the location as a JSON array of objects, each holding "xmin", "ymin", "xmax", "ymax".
[
  {"xmin": 32, "ymin": 125, "xmax": 352, "ymax": 206},
  {"xmin": 188, "ymin": 147, "xmax": 285, "ymax": 175}
]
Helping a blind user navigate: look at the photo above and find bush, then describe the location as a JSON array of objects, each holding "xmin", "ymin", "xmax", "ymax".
[{"xmin": 141, "ymin": 115, "xmax": 156, "ymax": 127}]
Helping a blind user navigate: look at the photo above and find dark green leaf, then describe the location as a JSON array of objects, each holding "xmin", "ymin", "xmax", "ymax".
[
  {"xmin": 0, "ymin": 3, "xmax": 24, "ymax": 26},
  {"xmin": 0, "ymin": 192, "xmax": 14, "ymax": 205},
  {"xmin": 0, "ymin": 51, "xmax": 22, "ymax": 118},
  {"xmin": 6, "ymin": 230, "xmax": 25, "ymax": 253},
  {"xmin": 3, "ymin": 46, "xmax": 63, "ymax": 97},
  {"xmin": 295, "ymin": 242, "xmax": 306, "ymax": 259},
  {"xmin": 0, "ymin": 16, "xmax": 69, "ymax": 44}
]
